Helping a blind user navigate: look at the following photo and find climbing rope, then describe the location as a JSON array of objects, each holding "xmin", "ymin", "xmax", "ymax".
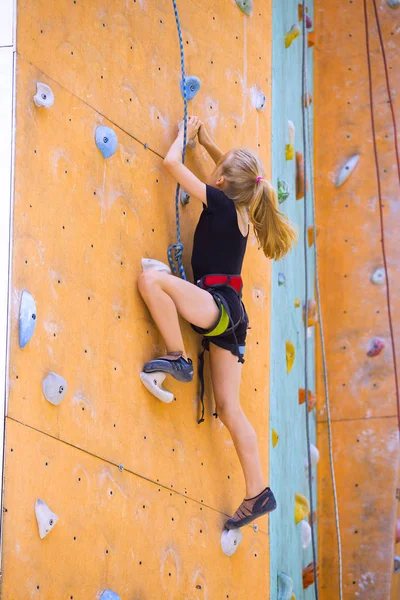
[
  {"xmin": 365, "ymin": 0, "xmax": 400, "ymax": 438},
  {"xmin": 303, "ymin": 12, "xmax": 343, "ymax": 600},
  {"xmin": 168, "ymin": 0, "xmax": 189, "ymax": 280},
  {"xmin": 300, "ymin": 5, "xmax": 319, "ymax": 599}
]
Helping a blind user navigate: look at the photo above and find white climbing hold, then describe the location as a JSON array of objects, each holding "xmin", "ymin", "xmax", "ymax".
[
  {"xmin": 42, "ymin": 372, "xmax": 67, "ymax": 406},
  {"xmin": 277, "ymin": 571, "xmax": 294, "ymax": 600},
  {"xmin": 140, "ymin": 371, "xmax": 174, "ymax": 404},
  {"xmin": 35, "ymin": 499, "xmax": 58, "ymax": 539},
  {"xmin": 33, "ymin": 82, "xmax": 54, "ymax": 108},
  {"xmin": 221, "ymin": 528, "xmax": 243, "ymax": 556},
  {"xmin": 19, "ymin": 290, "xmax": 37, "ymax": 349},
  {"xmin": 300, "ymin": 519, "xmax": 312, "ymax": 549},
  {"xmin": 335, "ymin": 155, "xmax": 360, "ymax": 187},
  {"xmin": 141, "ymin": 258, "xmax": 171, "ymax": 274},
  {"xmin": 288, "ymin": 121, "xmax": 295, "ymax": 146},
  {"xmin": 371, "ymin": 267, "xmax": 385, "ymax": 285},
  {"xmin": 250, "ymin": 86, "xmax": 266, "ymax": 111},
  {"xmin": 180, "ymin": 189, "xmax": 190, "ymax": 206},
  {"xmin": 305, "ymin": 443, "xmax": 320, "ymax": 471}
]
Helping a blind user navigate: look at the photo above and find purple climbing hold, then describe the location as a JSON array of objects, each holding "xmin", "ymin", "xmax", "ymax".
[{"xmin": 367, "ymin": 337, "xmax": 385, "ymax": 357}]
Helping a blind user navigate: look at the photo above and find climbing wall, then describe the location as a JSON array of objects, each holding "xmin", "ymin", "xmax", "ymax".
[
  {"xmin": 269, "ymin": 1, "xmax": 317, "ymax": 599},
  {"xmin": 314, "ymin": 0, "xmax": 400, "ymax": 597},
  {"xmin": 1, "ymin": 1, "xmax": 274, "ymax": 598}
]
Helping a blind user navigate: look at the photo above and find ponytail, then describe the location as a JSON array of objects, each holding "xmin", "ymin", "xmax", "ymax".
[
  {"xmin": 217, "ymin": 149, "xmax": 297, "ymax": 260},
  {"xmin": 250, "ymin": 179, "xmax": 297, "ymax": 260}
]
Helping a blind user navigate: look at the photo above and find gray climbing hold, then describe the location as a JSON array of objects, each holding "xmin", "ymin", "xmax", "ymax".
[
  {"xmin": 388, "ymin": 0, "xmax": 400, "ymax": 7},
  {"xmin": 180, "ymin": 76, "xmax": 201, "ymax": 101},
  {"xmin": 235, "ymin": 0, "xmax": 252, "ymax": 16},
  {"xmin": 35, "ymin": 499, "xmax": 58, "ymax": 539},
  {"xmin": 95, "ymin": 126, "xmax": 118, "ymax": 159},
  {"xmin": 335, "ymin": 154, "xmax": 360, "ymax": 187},
  {"xmin": 33, "ymin": 82, "xmax": 54, "ymax": 108},
  {"xmin": 277, "ymin": 179, "xmax": 290, "ymax": 204},
  {"xmin": 278, "ymin": 273, "xmax": 286, "ymax": 286},
  {"xmin": 19, "ymin": 290, "xmax": 37, "ymax": 349},
  {"xmin": 394, "ymin": 555, "xmax": 400, "ymax": 574},
  {"xmin": 277, "ymin": 572, "xmax": 294, "ymax": 600},
  {"xmin": 371, "ymin": 267, "xmax": 385, "ymax": 285},
  {"xmin": 42, "ymin": 372, "xmax": 67, "ymax": 406},
  {"xmin": 100, "ymin": 591, "xmax": 121, "ymax": 600},
  {"xmin": 180, "ymin": 190, "xmax": 190, "ymax": 206},
  {"xmin": 221, "ymin": 528, "xmax": 243, "ymax": 556}
]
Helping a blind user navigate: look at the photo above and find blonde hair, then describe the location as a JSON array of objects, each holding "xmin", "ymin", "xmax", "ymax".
[{"xmin": 215, "ymin": 149, "xmax": 297, "ymax": 260}]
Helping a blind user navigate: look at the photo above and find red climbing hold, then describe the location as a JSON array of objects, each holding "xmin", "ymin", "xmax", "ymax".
[
  {"xmin": 396, "ymin": 519, "xmax": 400, "ymax": 544},
  {"xmin": 303, "ymin": 562, "xmax": 319, "ymax": 589},
  {"xmin": 367, "ymin": 337, "xmax": 385, "ymax": 357},
  {"xmin": 298, "ymin": 388, "xmax": 317, "ymax": 412},
  {"xmin": 298, "ymin": 4, "xmax": 313, "ymax": 28}
]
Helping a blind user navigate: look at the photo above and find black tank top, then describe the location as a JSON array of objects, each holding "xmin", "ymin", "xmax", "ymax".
[{"xmin": 191, "ymin": 185, "xmax": 248, "ymax": 282}]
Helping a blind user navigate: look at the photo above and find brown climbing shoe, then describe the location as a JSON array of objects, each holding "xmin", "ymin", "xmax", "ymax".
[{"xmin": 224, "ymin": 487, "xmax": 277, "ymax": 530}]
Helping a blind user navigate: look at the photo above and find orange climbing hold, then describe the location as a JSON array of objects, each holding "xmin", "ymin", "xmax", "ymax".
[
  {"xmin": 298, "ymin": 388, "xmax": 317, "ymax": 412},
  {"xmin": 296, "ymin": 151, "xmax": 308, "ymax": 200},
  {"xmin": 303, "ymin": 562, "xmax": 319, "ymax": 589},
  {"xmin": 295, "ymin": 493, "xmax": 310, "ymax": 524},
  {"xmin": 286, "ymin": 341, "xmax": 295, "ymax": 373},
  {"xmin": 307, "ymin": 32, "xmax": 315, "ymax": 47},
  {"xmin": 303, "ymin": 299, "xmax": 318, "ymax": 327},
  {"xmin": 307, "ymin": 226, "xmax": 320, "ymax": 247},
  {"xmin": 303, "ymin": 93, "xmax": 312, "ymax": 108}
]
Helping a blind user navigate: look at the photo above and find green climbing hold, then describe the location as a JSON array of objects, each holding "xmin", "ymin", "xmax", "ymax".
[
  {"xmin": 277, "ymin": 179, "xmax": 290, "ymax": 204},
  {"xmin": 235, "ymin": 0, "xmax": 252, "ymax": 16}
]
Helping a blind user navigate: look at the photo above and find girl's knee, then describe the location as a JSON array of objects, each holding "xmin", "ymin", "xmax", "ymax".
[
  {"xmin": 216, "ymin": 402, "xmax": 241, "ymax": 424},
  {"xmin": 138, "ymin": 269, "xmax": 161, "ymax": 296}
]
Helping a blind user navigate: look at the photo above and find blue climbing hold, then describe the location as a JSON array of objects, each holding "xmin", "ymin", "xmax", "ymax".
[
  {"xmin": 19, "ymin": 290, "xmax": 37, "ymax": 349},
  {"xmin": 100, "ymin": 591, "xmax": 121, "ymax": 600},
  {"xmin": 95, "ymin": 126, "xmax": 118, "ymax": 159},
  {"xmin": 278, "ymin": 273, "xmax": 286, "ymax": 286},
  {"xmin": 180, "ymin": 76, "xmax": 201, "ymax": 101}
]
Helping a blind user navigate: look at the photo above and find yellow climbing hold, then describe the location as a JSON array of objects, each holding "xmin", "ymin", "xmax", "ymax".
[
  {"xmin": 286, "ymin": 341, "xmax": 295, "ymax": 373},
  {"xmin": 294, "ymin": 298, "xmax": 301, "ymax": 308},
  {"xmin": 272, "ymin": 429, "xmax": 279, "ymax": 448},
  {"xmin": 285, "ymin": 24, "xmax": 301, "ymax": 48},
  {"xmin": 285, "ymin": 143, "xmax": 294, "ymax": 160},
  {"xmin": 291, "ymin": 595, "xmax": 296, "ymax": 600},
  {"xmin": 295, "ymin": 493, "xmax": 310, "ymax": 524}
]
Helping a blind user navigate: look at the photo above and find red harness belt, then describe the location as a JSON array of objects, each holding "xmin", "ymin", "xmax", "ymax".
[{"xmin": 197, "ymin": 274, "xmax": 243, "ymax": 294}]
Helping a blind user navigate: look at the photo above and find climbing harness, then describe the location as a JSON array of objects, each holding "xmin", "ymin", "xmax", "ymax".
[
  {"xmin": 364, "ymin": 0, "xmax": 400, "ymax": 439},
  {"xmin": 301, "ymin": 4, "xmax": 319, "ymax": 599},
  {"xmin": 168, "ymin": 0, "xmax": 188, "ymax": 280},
  {"xmin": 192, "ymin": 276, "xmax": 247, "ymax": 424},
  {"xmin": 302, "ymin": 5, "xmax": 343, "ymax": 599}
]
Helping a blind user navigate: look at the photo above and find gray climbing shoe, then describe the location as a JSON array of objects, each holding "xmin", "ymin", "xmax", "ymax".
[
  {"xmin": 224, "ymin": 487, "xmax": 277, "ymax": 530},
  {"xmin": 143, "ymin": 352, "xmax": 194, "ymax": 383}
]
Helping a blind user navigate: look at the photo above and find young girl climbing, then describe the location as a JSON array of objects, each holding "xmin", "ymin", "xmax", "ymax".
[{"xmin": 138, "ymin": 116, "xmax": 296, "ymax": 530}]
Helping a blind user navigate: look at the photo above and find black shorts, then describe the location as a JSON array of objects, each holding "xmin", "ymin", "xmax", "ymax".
[{"xmin": 191, "ymin": 285, "xmax": 249, "ymax": 359}]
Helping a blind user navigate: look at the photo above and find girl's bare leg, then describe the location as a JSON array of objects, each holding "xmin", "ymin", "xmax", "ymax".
[
  {"xmin": 138, "ymin": 269, "xmax": 220, "ymax": 355},
  {"xmin": 209, "ymin": 343, "xmax": 266, "ymax": 499}
]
